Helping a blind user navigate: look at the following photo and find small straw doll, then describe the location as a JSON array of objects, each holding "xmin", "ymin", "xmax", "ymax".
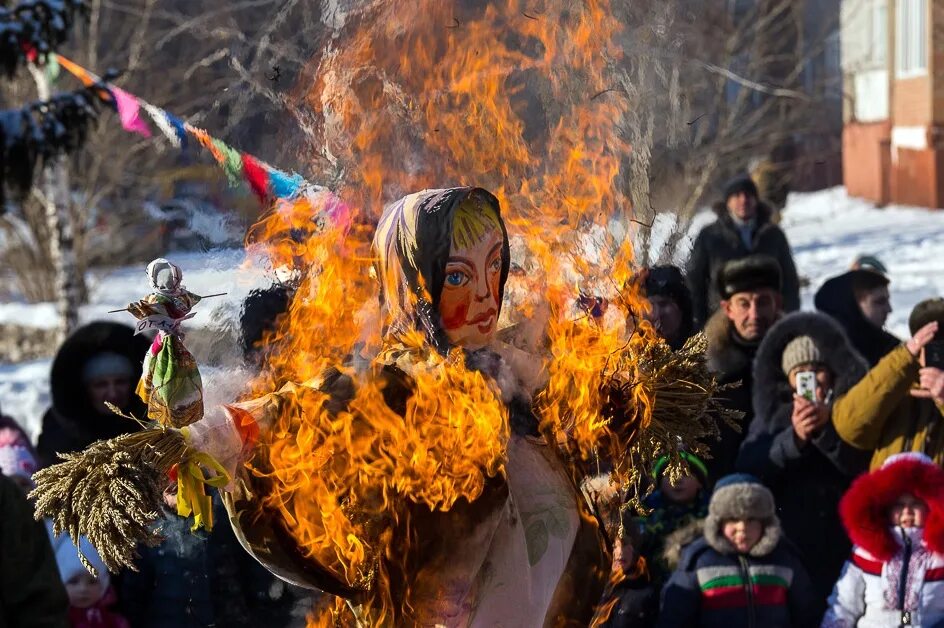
[{"xmin": 126, "ymin": 259, "xmax": 203, "ymax": 428}]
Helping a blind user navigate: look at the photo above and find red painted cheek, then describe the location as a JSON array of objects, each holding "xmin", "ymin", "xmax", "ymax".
[{"xmin": 439, "ymin": 290, "xmax": 471, "ymax": 330}]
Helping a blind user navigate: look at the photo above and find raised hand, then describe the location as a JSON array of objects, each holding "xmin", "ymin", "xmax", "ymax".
[
  {"xmin": 907, "ymin": 322, "xmax": 939, "ymax": 357},
  {"xmin": 792, "ymin": 395, "xmax": 826, "ymax": 443},
  {"xmin": 911, "ymin": 367, "xmax": 944, "ymax": 404}
]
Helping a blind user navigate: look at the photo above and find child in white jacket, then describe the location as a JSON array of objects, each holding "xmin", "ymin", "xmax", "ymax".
[{"xmin": 822, "ymin": 453, "xmax": 944, "ymax": 628}]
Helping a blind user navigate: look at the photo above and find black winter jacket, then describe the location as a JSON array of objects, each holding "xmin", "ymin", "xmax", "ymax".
[
  {"xmin": 703, "ymin": 310, "xmax": 761, "ymax": 484},
  {"xmin": 736, "ymin": 312, "xmax": 872, "ymax": 610},
  {"xmin": 687, "ymin": 202, "xmax": 800, "ymax": 329},
  {"xmin": 118, "ymin": 502, "xmax": 308, "ymax": 628},
  {"xmin": 0, "ymin": 475, "xmax": 68, "ymax": 628}
]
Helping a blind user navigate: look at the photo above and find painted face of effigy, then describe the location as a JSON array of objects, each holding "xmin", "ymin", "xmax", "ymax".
[{"xmin": 438, "ymin": 200, "xmax": 505, "ymax": 350}]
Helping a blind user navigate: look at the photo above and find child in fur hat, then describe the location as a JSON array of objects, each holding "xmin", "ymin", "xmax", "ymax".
[
  {"xmin": 822, "ymin": 453, "xmax": 944, "ymax": 628},
  {"xmin": 656, "ymin": 473, "xmax": 818, "ymax": 628},
  {"xmin": 55, "ymin": 536, "xmax": 128, "ymax": 628}
]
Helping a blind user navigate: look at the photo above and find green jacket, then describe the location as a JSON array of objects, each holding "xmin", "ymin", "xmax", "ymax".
[
  {"xmin": 0, "ymin": 475, "xmax": 68, "ymax": 628},
  {"xmin": 833, "ymin": 345, "xmax": 944, "ymax": 470}
]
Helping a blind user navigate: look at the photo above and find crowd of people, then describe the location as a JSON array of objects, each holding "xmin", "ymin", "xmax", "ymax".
[
  {"xmin": 601, "ymin": 175, "xmax": 944, "ymax": 627},
  {"xmin": 1, "ymin": 174, "xmax": 944, "ymax": 626}
]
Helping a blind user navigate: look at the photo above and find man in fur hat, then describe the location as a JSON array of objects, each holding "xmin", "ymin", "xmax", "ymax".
[
  {"xmin": 686, "ymin": 174, "xmax": 800, "ymax": 330},
  {"xmin": 703, "ymin": 255, "xmax": 785, "ymax": 484}
]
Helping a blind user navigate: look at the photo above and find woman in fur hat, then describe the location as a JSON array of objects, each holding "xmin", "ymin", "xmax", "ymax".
[
  {"xmin": 657, "ymin": 473, "xmax": 818, "ymax": 628},
  {"xmin": 736, "ymin": 312, "xmax": 872, "ymax": 607},
  {"xmin": 822, "ymin": 453, "xmax": 944, "ymax": 628}
]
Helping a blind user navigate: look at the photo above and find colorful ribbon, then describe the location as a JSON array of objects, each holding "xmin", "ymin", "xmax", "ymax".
[
  {"xmin": 174, "ymin": 434, "xmax": 231, "ymax": 532},
  {"xmin": 51, "ymin": 54, "xmax": 327, "ymax": 208},
  {"xmin": 111, "ymin": 86, "xmax": 151, "ymax": 138}
]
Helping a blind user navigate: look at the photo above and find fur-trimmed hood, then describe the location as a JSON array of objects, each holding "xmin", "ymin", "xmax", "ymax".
[
  {"xmin": 47, "ymin": 321, "xmax": 150, "ymax": 438},
  {"xmin": 662, "ymin": 518, "xmax": 705, "ymax": 571},
  {"xmin": 704, "ymin": 310, "xmax": 758, "ymax": 378},
  {"xmin": 752, "ymin": 312, "xmax": 868, "ymax": 427},
  {"xmin": 840, "ymin": 454, "xmax": 944, "ymax": 561}
]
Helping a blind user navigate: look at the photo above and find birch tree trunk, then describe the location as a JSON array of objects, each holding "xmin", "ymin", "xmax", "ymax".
[{"xmin": 28, "ymin": 62, "xmax": 82, "ymax": 342}]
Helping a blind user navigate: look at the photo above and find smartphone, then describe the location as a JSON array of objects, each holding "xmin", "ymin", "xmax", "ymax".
[
  {"xmin": 796, "ymin": 371, "xmax": 817, "ymax": 402},
  {"xmin": 926, "ymin": 341, "xmax": 944, "ymax": 370}
]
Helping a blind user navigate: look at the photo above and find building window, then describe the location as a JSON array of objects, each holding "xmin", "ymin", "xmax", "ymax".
[{"xmin": 896, "ymin": 0, "xmax": 927, "ymax": 77}]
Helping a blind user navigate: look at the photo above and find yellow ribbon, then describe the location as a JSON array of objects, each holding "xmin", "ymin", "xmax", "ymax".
[{"xmin": 176, "ymin": 431, "xmax": 231, "ymax": 532}]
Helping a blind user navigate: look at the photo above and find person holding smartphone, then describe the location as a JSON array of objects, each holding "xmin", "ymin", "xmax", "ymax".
[
  {"xmin": 832, "ymin": 298, "xmax": 944, "ymax": 470},
  {"xmin": 736, "ymin": 312, "xmax": 872, "ymax": 611}
]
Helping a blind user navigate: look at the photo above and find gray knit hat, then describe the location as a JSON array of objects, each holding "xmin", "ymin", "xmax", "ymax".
[{"xmin": 781, "ymin": 335, "xmax": 822, "ymax": 375}]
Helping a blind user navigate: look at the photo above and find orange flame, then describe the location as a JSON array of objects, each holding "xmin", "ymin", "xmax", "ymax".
[{"xmin": 241, "ymin": 0, "xmax": 658, "ymax": 622}]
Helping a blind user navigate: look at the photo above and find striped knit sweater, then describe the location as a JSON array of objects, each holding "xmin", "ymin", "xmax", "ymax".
[{"xmin": 657, "ymin": 536, "xmax": 818, "ymax": 628}]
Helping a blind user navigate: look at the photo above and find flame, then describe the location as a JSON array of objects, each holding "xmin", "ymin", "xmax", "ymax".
[{"xmin": 240, "ymin": 0, "xmax": 660, "ymax": 622}]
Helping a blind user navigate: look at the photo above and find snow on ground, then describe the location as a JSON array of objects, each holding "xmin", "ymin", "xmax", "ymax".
[
  {"xmin": 781, "ymin": 187, "xmax": 944, "ymax": 339},
  {"xmin": 1, "ymin": 186, "xmax": 943, "ymax": 443}
]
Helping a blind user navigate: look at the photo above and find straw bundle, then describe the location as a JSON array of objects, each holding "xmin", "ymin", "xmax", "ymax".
[
  {"xmin": 603, "ymin": 332, "xmax": 743, "ymax": 509},
  {"xmin": 30, "ymin": 424, "xmax": 190, "ymax": 575}
]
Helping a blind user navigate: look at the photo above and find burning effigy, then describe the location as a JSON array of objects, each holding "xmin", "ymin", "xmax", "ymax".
[{"xmin": 32, "ymin": 0, "xmax": 738, "ymax": 625}]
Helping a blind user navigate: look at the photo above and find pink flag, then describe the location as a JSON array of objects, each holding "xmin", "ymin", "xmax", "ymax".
[{"xmin": 111, "ymin": 87, "xmax": 152, "ymax": 138}]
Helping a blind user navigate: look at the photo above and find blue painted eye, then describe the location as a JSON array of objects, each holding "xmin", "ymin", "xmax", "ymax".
[{"xmin": 446, "ymin": 272, "xmax": 466, "ymax": 286}]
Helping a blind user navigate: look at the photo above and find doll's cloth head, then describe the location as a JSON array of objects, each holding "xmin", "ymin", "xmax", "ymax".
[{"xmin": 146, "ymin": 258, "xmax": 183, "ymax": 294}]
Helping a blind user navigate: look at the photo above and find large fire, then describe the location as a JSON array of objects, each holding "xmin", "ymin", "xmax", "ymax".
[{"xmin": 242, "ymin": 0, "xmax": 662, "ymax": 622}]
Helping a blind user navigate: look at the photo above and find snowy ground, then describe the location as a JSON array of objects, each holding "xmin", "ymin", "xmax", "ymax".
[{"xmin": 2, "ymin": 186, "xmax": 943, "ymax": 442}]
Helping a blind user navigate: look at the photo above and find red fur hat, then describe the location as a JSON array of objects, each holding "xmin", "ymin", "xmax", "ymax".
[{"xmin": 840, "ymin": 453, "xmax": 944, "ymax": 561}]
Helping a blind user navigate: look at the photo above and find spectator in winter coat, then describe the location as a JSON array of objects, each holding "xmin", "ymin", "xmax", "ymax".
[
  {"xmin": 0, "ymin": 472, "xmax": 69, "ymax": 628},
  {"xmin": 833, "ymin": 298, "xmax": 944, "ymax": 470},
  {"xmin": 815, "ymin": 268, "xmax": 899, "ymax": 367},
  {"xmin": 657, "ymin": 474, "xmax": 818, "ymax": 628},
  {"xmin": 0, "ymin": 412, "xmax": 39, "ymax": 493},
  {"xmin": 54, "ymin": 535, "xmax": 128, "ymax": 628},
  {"xmin": 736, "ymin": 312, "xmax": 872, "ymax": 610},
  {"xmin": 704, "ymin": 255, "xmax": 784, "ymax": 482},
  {"xmin": 822, "ymin": 453, "xmax": 944, "ymax": 627},
  {"xmin": 36, "ymin": 322, "xmax": 150, "ymax": 467},
  {"xmin": 638, "ymin": 265, "xmax": 695, "ymax": 351},
  {"xmin": 637, "ymin": 451, "xmax": 710, "ymax": 586},
  {"xmin": 686, "ymin": 174, "xmax": 800, "ymax": 329}
]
